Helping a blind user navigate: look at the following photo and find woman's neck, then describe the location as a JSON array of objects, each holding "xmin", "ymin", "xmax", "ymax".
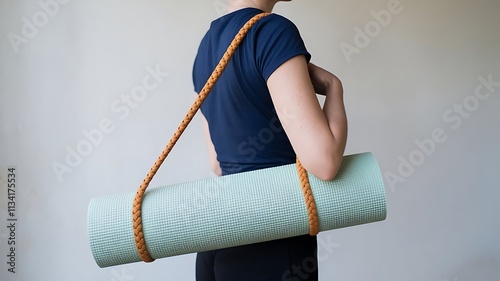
[{"xmin": 226, "ymin": 0, "xmax": 278, "ymax": 14}]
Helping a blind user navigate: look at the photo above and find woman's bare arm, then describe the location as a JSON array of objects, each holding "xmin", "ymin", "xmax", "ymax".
[{"xmin": 267, "ymin": 55, "xmax": 347, "ymax": 181}]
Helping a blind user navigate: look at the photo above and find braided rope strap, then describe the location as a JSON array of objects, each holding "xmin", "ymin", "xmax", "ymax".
[
  {"xmin": 131, "ymin": 12, "xmax": 318, "ymax": 263},
  {"xmin": 296, "ymin": 158, "xmax": 320, "ymax": 236}
]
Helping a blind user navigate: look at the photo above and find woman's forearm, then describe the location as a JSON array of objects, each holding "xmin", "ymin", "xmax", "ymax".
[{"xmin": 322, "ymin": 78, "xmax": 348, "ymax": 157}]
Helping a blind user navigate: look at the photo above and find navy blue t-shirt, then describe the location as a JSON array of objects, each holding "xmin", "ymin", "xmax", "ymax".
[{"xmin": 193, "ymin": 8, "xmax": 311, "ymax": 175}]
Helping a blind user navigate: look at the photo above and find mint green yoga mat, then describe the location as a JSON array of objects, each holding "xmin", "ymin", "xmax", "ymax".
[{"xmin": 87, "ymin": 152, "xmax": 387, "ymax": 268}]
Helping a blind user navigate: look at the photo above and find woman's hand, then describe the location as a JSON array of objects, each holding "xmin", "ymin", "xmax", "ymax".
[{"xmin": 308, "ymin": 63, "xmax": 341, "ymax": 96}]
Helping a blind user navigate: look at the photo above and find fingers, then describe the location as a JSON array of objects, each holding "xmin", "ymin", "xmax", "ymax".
[{"xmin": 308, "ymin": 63, "xmax": 331, "ymax": 95}]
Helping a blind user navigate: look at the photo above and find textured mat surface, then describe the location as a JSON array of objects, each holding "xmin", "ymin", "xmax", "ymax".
[{"xmin": 88, "ymin": 152, "xmax": 387, "ymax": 267}]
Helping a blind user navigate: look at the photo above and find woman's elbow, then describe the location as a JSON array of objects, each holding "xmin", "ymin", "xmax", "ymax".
[
  {"xmin": 210, "ymin": 160, "xmax": 222, "ymax": 177},
  {"xmin": 314, "ymin": 163, "xmax": 340, "ymax": 181},
  {"xmin": 212, "ymin": 167, "xmax": 222, "ymax": 177},
  {"xmin": 307, "ymin": 154, "xmax": 343, "ymax": 181}
]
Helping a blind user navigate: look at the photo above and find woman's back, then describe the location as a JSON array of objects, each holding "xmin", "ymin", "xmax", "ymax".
[{"xmin": 192, "ymin": 7, "xmax": 311, "ymax": 175}]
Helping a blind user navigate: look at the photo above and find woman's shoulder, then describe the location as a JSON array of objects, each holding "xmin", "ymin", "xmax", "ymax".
[
  {"xmin": 212, "ymin": 8, "xmax": 298, "ymax": 31},
  {"xmin": 256, "ymin": 12, "xmax": 299, "ymax": 31}
]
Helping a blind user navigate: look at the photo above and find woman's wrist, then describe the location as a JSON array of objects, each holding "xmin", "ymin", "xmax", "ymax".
[{"xmin": 324, "ymin": 76, "xmax": 343, "ymax": 98}]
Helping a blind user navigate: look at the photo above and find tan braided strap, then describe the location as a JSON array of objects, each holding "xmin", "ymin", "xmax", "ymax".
[
  {"xmin": 296, "ymin": 158, "xmax": 320, "ymax": 236},
  {"xmin": 131, "ymin": 12, "xmax": 271, "ymax": 263},
  {"xmin": 131, "ymin": 11, "xmax": 321, "ymax": 263}
]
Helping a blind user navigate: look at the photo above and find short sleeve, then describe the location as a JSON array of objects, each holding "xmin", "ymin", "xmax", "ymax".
[{"xmin": 254, "ymin": 14, "xmax": 311, "ymax": 81}]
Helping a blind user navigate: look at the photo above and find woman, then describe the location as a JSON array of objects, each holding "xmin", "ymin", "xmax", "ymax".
[{"xmin": 192, "ymin": 0, "xmax": 347, "ymax": 280}]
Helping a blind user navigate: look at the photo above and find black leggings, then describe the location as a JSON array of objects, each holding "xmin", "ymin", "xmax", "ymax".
[{"xmin": 196, "ymin": 235, "xmax": 318, "ymax": 281}]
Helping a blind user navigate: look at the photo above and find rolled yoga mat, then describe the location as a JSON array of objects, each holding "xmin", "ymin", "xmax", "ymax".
[{"xmin": 88, "ymin": 152, "xmax": 387, "ymax": 268}]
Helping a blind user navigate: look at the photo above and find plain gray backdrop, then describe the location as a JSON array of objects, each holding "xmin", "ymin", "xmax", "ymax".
[{"xmin": 1, "ymin": 0, "xmax": 499, "ymax": 280}]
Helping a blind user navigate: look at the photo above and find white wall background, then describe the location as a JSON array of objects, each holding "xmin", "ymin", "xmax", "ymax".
[{"xmin": 1, "ymin": 0, "xmax": 499, "ymax": 280}]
